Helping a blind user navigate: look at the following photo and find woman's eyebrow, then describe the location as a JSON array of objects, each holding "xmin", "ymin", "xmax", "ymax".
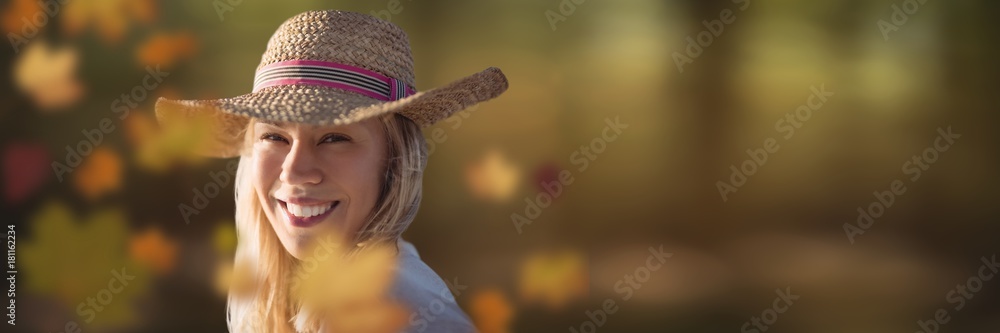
[{"xmin": 256, "ymin": 119, "xmax": 288, "ymax": 128}]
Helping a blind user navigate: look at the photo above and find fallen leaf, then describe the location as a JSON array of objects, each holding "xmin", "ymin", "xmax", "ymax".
[
  {"xmin": 62, "ymin": 0, "xmax": 156, "ymax": 44},
  {"xmin": 3, "ymin": 142, "xmax": 50, "ymax": 204},
  {"xmin": 212, "ymin": 221, "xmax": 237, "ymax": 256},
  {"xmin": 123, "ymin": 110, "xmax": 156, "ymax": 149},
  {"xmin": 465, "ymin": 149, "xmax": 520, "ymax": 203},
  {"xmin": 291, "ymin": 237, "xmax": 406, "ymax": 333},
  {"xmin": 519, "ymin": 250, "xmax": 589, "ymax": 310},
  {"xmin": 13, "ymin": 40, "xmax": 84, "ymax": 111},
  {"xmin": 2, "ymin": 0, "xmax": 40, "ymax": 35},
  {"xmin": 216, "ymin": 260, "xmax": 257, "ymax": 298},
  {"xmin": 470, "ymin": 288, "xmax": 514, "ymax": 333},
  {"xmin": 125, "ymin": 109, "xmax": 211, "ymax": 172},
  {"xmin": 534, "ymin": 162, "xmax": 566, "ymax": 198},
  {"xmin": 129, "ymin": 226, "xmax": 178, "ymax": 274},
  {"xmin": 73, "ymin": 147, "xmax": 123, "ymax": 201},
  {"xmin": 136, "ymin": 31, "xmax": 198, "ymax": 69},
  {"xmin": 20, "ymin": 201, "xmax": 150, "ymax": 328}
]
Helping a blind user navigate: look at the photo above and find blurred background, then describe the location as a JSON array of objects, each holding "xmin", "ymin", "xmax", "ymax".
[{"xmin": 2, "ymin": 0, "xmax": 998, "ymax": 332}]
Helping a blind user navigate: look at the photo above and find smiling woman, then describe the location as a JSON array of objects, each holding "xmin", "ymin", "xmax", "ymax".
[
  {"xmin": 154, "ymin": 9, "xmax": 508, "ymax": 333},
  {"xmin": 251, "ymin": 117, "xmax": 390, "ymax": 255}
]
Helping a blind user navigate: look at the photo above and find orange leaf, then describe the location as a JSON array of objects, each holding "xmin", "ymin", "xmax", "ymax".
[
  {"xmin": 136, "ymin": 31, "xmax": 198, "ymax": 68},
  {"xmin": 129, "ymin": 227, "xmax": 178, "ymax": 274},
  {"xmin": 1, "ymin": 0, "xmax": 41, "ymax": 35},
  {"xmin": 471, "ymin": 288, "xmax": 514, "ymax": 333},
  {"xmin": 72, "ymin": 147, "xmax": 123, "ymax": 201}
]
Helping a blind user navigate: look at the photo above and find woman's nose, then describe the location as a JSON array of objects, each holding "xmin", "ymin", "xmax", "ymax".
[{"xmin": 279, "ymin": 141, "xmax": 323, "ymax": 185}]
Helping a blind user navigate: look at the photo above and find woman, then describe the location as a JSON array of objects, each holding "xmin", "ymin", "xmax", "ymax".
[{"xmin": 156, "ymin": 10, "xmax": 508, "ymax": 333}]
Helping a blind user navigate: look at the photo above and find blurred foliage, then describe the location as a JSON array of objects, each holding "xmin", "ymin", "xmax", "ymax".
[{"xmin": 2, "ymin": 0, "xmax": 998, "ymax": 332}]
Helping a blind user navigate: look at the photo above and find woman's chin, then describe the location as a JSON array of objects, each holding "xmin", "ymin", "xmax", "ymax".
[{"xmin": 284, "ymin": 229, "xmax": 350, "ymax": 260}]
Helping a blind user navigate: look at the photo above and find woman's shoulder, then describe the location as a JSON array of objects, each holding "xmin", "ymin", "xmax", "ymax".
[{"xmin": 390, "ymin": 239, "xmax": 477, "ymax": 333}]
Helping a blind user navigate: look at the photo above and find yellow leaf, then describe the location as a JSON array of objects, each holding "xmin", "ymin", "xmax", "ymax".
[
  {"xmin": 20, "ymin": 201, "xmax": 150, "ymax": 328},
  {"xmin": 62, "ymin": 0, "xmax": 157, "ymax": 44},
  {"xmin": 519, "ymin": 250, "xmax": 589, "ymax": 310},
  {"xmin": 289, "ymin": 237, "xmax": 406, "ymax": 333},
  {"xmin": 212, "ymin": 221, "xmax": 237, "ymax": 255},
  {"xmin": 126, "ymin": 109, "xmax": 210, "ymax": 172},
  {"xmin": 465, "ymin": 149, "xmax": 521, "ymax": 203},
  {"xmin": 13, "ymin": 40, "xmax": 84, "ymax": 111}
]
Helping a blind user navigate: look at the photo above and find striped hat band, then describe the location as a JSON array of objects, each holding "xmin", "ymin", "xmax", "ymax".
[{"xmin": 252, "ymin": 60, "xmax": 416, "ymax": 101}]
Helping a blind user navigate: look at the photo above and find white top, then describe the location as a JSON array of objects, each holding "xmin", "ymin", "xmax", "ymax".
[{"xmin": 391, "ymin": 239, "xmax": 477, "ymax": 333}]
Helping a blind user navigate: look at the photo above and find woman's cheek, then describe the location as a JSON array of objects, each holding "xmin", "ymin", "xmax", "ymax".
[{"xmin": 253, "ymin": 152, "xmax": 284, "ymax": 188}]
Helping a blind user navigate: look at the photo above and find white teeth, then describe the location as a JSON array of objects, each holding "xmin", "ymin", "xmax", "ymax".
[{"xmin": 285, "ymin": 202, "xmax": 333, "ymax": 218}]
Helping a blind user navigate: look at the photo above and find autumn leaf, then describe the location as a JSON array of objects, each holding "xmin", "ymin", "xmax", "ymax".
[
  {"xmin": 3, "ymin": 142, "xmax": 50, "ymax": 205},
  {"xmin": 1, "ymin": 0, "xmax": 40, "ymax": 35},
  {"xmin": 534, "ymin": 162, "xmax": 569, "ymax": 199},
  {"xmin": 322, "ymin": 299, "xmax": 409, "ymax": 333},
  {"xmin": 212, "ymin": 221, "xmax": 237, "ymax": 256},
  {"xmin": 290, "ymin": 237, "xmax": 407, "ymax": 333},
  {"xmin": 20, "ymin": 201, "xmax": 151, "ymax": 329},
  {"xmin": 62, "ymin": 0, "xmax": 156, "ymax": 44},
  {"xmin": 73, "ymin": 147, "xmax": 123, "ymax": 201},
  {"xmin": 123, "ymin": 110, "xmax": 156, "ymax": 149},
  {"xmin": 129, "ymin": 226, "xmax": 178, "ymax": 274},
  {"xmin": 294, "ymin": 242, "xmax": 397, "ymax": 307},
  {"xmin": 136, "ymin": 31, "xmax": 198, "ymax": 69},
  {"xmin": 518, "ymin": 250, "xmax": 589, "ymax": 310},
  {"xmin": 13, "ymin": 40, "xmax": 84, "ymax": 111},
  {"xmin": 470, "ymin": 288, "xmax": 514, "ymax": 333},
  {"xmin": 465, "ymin": 149, "xmax": 521, "ymax": 203},
  {"xmin": 125, "ymin": 109, "xmax": 210, "ymax": 172}
]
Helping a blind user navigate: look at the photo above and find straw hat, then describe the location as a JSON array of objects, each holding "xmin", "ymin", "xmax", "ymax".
[{"xmin": 155, "ymin": 10, "xmax": 509, "ymax": 158}]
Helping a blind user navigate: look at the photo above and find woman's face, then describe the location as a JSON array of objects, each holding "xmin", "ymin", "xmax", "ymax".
[{"xmin": 252, "ymin": 117, "xmax": 387, "ymax": 259}]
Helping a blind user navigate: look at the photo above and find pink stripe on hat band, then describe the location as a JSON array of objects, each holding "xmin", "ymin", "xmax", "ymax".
[
  {"xmin": 255, "ymin": 78, "xmax": 389, "ymax": 101},
  {"xmin": 258, "ymin": 60, "xmax": 390, "ymax": 81},
  {"xmin": 252, "ymin": 60, "xmax": 416, "ymax": 101}
]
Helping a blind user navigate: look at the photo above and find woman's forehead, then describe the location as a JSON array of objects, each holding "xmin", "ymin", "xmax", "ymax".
[{"xmin": 254, "ymin": 118, "xmax": 378, "ymax": 133}]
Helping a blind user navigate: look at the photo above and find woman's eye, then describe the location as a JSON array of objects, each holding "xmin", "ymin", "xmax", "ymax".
[
  {"xmin": 321, "ymin": 134, "xmax": 351, "ymax": 144},
  {"xmin": 260, "ymin": 133, "xmax": 288, "ymax": 143}
]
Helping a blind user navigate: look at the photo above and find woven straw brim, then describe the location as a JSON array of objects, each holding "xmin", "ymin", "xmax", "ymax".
[{"xmin": 155, "ymin": 67, "xmax": 507, "ymax": 158}]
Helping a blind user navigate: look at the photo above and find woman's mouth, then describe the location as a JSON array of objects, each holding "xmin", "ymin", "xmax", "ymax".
[{"xmin": 278, "ymin": 199, "xmax": 339, "ymax": 228}]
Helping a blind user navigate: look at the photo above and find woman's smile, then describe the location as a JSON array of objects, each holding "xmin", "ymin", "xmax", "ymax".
[{"xmin": 276, "ymin": 197, "xmax": 341, "ymax": 228}]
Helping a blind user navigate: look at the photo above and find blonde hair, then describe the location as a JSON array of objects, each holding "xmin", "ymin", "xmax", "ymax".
[{"xmin": 227, "ymin": 113, "xmax": 428, "ymax": 332}]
